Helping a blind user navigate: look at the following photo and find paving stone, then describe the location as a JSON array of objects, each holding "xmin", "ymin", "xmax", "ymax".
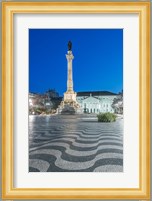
[{"xmin": 29, "ymin": 114, "xmax": 123, "ymax": 172}]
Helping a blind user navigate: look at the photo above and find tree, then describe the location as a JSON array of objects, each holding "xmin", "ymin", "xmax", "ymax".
[{"xmin": 112, "ymin": 91, "xmax": 123, "ymax": 114}]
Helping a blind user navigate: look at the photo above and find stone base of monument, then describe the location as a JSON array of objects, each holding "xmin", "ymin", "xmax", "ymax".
[
  {"xmin": 57, "ymin": 100, "xmax": 83, "ymax": 115},
  {"xmin": 64, "ymin": 91, "xmax": 77, "ymax": 102},
  {"xmin": 61, "ymin": 104, "xmax": 76, "ymax": 115}
]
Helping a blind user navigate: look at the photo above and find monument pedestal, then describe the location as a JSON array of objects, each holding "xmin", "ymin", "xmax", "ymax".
[
  {"xmin": 58, "ymin": 91, "xmax": 82, "ymax": 114},
  {"xmin": 58, "ymin": 101, "xmax": 83, "ymax": 114},
  {"xmin": 64, "ymin": 90, "xmax": 77, "ymax": 102}
]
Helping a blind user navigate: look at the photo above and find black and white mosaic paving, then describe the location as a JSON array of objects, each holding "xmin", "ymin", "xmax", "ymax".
[{"xmin": 29, "ymin": 115, "xmax": 123, "ymax": 172}]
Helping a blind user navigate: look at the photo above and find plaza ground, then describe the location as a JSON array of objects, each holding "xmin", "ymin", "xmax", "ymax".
[{"xmin": 29, "ymin": 114, "xmax": 123, "ymax": 172}]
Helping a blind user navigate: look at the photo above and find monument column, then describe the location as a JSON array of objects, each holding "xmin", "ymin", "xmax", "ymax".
[
  {"xmin": 66, "ymin": 51, "xmax": 74, "ymax": 92},
  {"xmin": 64, "ymin": 41, "xmax": 76, "ymax": 102},
  {"xmin": 57, "ymin": 41, "xmax": 82, "ymax": 114}
]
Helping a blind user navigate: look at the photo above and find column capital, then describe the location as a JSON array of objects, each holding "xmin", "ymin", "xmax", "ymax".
[{"xmin": 66, "ymin": 51, "xmax": 74, "ymax": 61}]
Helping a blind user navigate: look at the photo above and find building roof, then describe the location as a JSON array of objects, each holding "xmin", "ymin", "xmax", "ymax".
[
  {"xmin": 77, "ymin": 91, "xmax": 118, "ymax": 96},
  {"xmin": 83, "ymin": 96, "xmax": 100, "ymax": 102}
]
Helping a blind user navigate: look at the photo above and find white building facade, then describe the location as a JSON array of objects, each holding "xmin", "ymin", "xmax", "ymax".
[{"xmin": 76, "ymin": 91, "xmax": 118, "ymax": 114}]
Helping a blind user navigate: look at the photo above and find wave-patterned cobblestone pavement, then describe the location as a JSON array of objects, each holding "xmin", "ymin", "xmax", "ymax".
[{"xmin": 29, "ymin": 115, "xmax": 123, "ymax": 172}]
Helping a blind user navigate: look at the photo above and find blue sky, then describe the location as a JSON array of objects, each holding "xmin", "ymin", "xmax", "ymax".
[{"xmin": 29, "ymin": 29, "xmax": 123, "ymax": 96}]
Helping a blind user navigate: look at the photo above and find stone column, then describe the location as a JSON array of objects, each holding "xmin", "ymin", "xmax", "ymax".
[
  {"xmin": 64, "ymin": 50, "xmax": 76, "ymax": 103},
  {"xmin": 57, "ymin": 44, "xmax": 83, "ymax": 114},
  {"xmin": 66, "ymin": 50, "xmax": 74, "ymax": 92}
]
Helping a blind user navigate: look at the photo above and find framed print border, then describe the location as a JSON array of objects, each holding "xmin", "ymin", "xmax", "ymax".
[{"xmin": 2, "ymin": 2, "xmax": 150, "ymax": 199}]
